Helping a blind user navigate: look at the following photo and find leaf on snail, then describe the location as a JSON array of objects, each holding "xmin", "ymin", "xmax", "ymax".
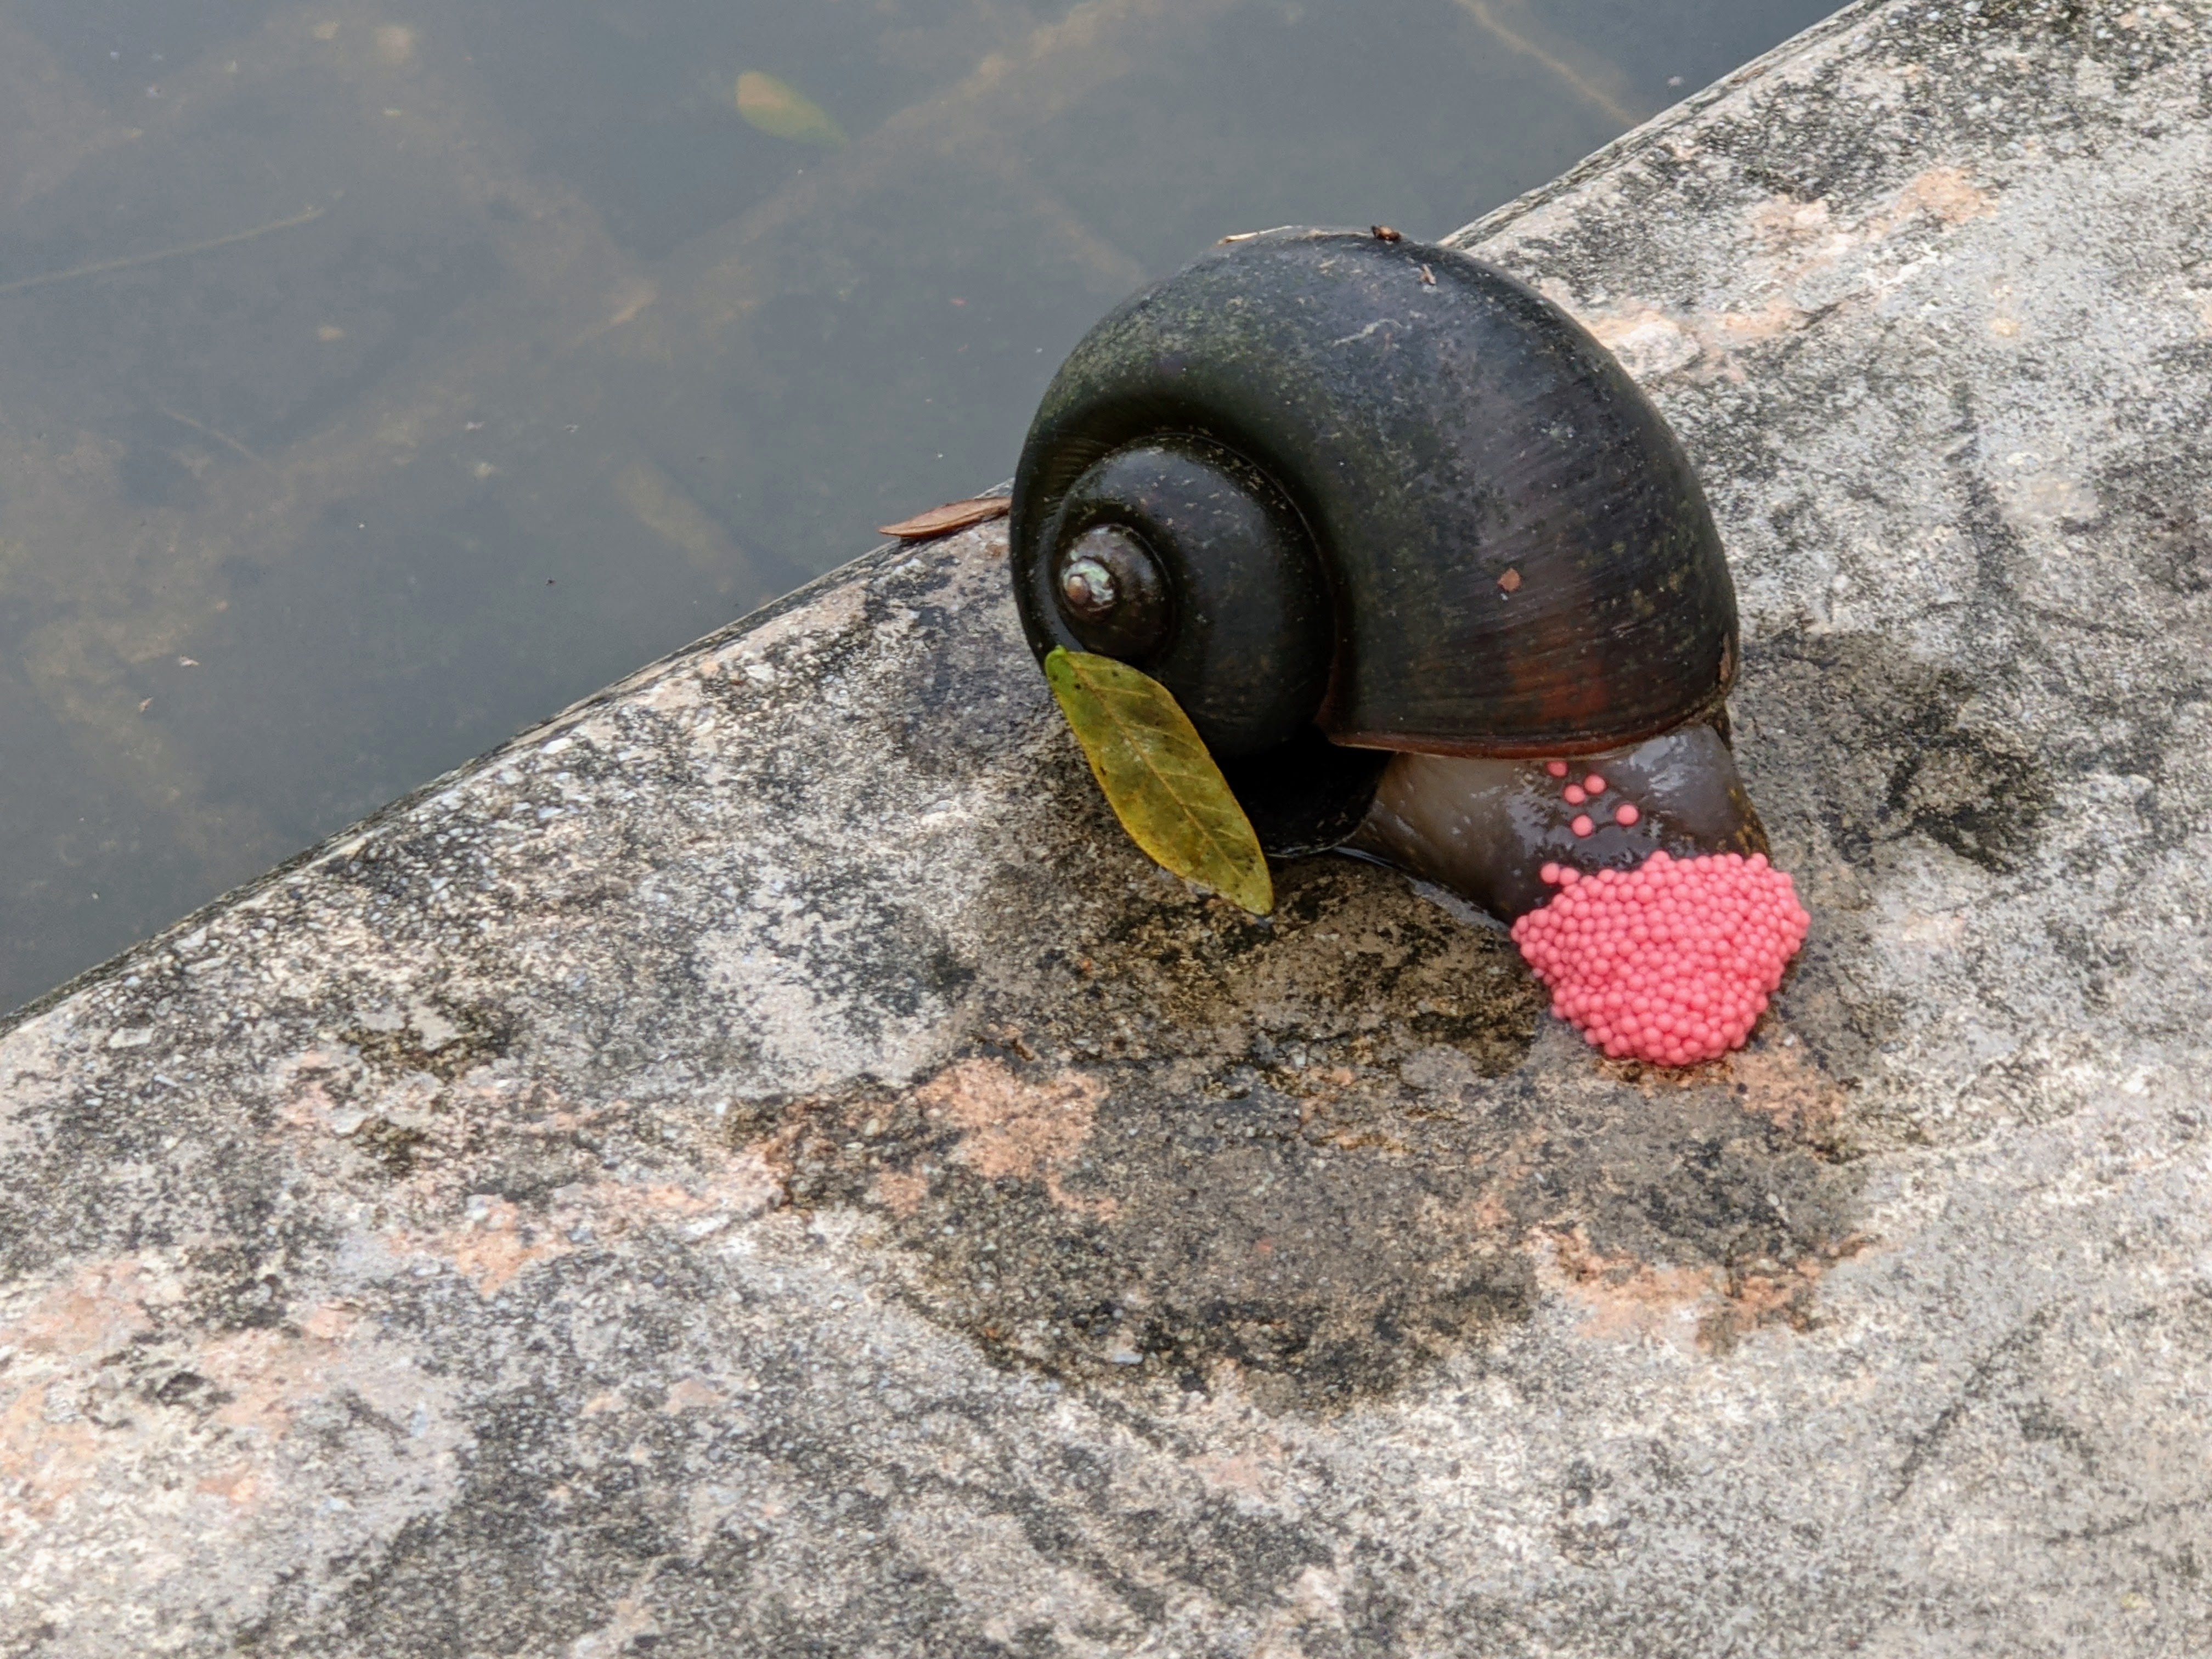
[
  {"xmin": 735, "ymin": 72, "xmax": 848, "ymax": 147},
  {"xmin": 1044, "ymin": 648, "xmax": 1273, "ymax": 916},
  {"xmin": 877, "ymin": 495, "xmax": 1011, "ymax": 540}
]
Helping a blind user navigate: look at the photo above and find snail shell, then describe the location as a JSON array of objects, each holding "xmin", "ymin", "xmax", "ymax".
[{"xmin": 1011, "ymin": 226, "xmax": 1740, "ymax": 857}]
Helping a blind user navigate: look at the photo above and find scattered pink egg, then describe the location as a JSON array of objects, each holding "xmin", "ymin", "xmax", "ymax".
[
  {"xmin": 1583, "ymin": 774, "xmax": 1606, "ymax": 794},
  {"xmin": 1564, "ymin": 784, "xmax": 1587, "ymax": 805},
  {"xmin": 1545, "ymin": 760, "xmax": 1569, "ymax": 778},
  {"xmin": 1570, "ymin": 814, "xmax": 1595, "ymax": 837},
  {"xmin": 1615, "ymin": 803, "xmax": 1640, "ymax": 827}
]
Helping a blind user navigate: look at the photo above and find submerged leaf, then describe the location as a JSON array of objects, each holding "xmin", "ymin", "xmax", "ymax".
[
  {"xmin": 1045, "ymin": 648, "xmax": 1272, "ymax": 915},
  {"xmin": 735, "ymin": 71, "xmax": 848, "ymax": 147}
]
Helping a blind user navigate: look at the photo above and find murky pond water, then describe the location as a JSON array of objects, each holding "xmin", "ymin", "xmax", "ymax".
[{"xmin": 0, "ymin": 0, "xmax": 1838, "ymax": 1013}]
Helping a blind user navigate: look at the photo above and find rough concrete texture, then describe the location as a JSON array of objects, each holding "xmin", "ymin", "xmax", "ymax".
[{"xmin": 5, "ymin": 0, "xmax": 2212, "ymax": 1651}]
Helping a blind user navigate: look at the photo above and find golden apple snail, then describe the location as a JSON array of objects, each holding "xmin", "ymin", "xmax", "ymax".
[{"xmin": 1009, "ymin": 227, "xmax": 1808, "ymax": 1066}]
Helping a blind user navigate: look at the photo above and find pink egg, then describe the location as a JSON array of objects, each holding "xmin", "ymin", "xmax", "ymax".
[{"xmin": 1507, "ymin": 850, "xmax": 1809, "ymax": 1066}]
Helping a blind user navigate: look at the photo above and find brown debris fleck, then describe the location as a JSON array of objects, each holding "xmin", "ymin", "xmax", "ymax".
[{"xmin": 877, "ymin": 495, "xmax": 1011, "ymax": 540}]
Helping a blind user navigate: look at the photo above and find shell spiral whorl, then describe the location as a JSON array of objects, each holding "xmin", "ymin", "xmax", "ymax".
[{"xmin": 1012, "ymin": 227, "xmax": 1740, "ymax": 786}]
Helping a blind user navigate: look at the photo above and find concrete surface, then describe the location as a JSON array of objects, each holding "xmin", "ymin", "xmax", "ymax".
[{"xmin": 6, "ymin": 0, "xmax": 2212, "ymax": 1651}]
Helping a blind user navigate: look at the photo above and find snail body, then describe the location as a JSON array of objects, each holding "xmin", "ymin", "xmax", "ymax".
[
  {"xmin": 1012, "ymin": 228, "xmax": 1805, "ymax": 1063},
  {"xmin": 1351, "ymin": 723, "xmax": 1765, "ymax": 922}
]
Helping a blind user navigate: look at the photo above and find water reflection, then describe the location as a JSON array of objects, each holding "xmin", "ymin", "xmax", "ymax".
[{"xmin": 0, "ymin": 0, "xmax": 1836, "ymax": 1013}]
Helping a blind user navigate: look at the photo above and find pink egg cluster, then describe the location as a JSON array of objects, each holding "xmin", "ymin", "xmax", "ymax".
[{"xmin": 1510, "ymin": 850, "xmax": 1810, "ymax": 1066}]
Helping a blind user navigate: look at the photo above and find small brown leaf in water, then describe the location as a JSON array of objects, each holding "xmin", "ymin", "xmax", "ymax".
[
  {"xmin": 877, "ymin": 496, "xmax": 1011, "ymax": 540},
  {"xmin": 735, "ymin": 72, "xmax": 847, "ymax": 147},
  {"xmin": 1498, "ymin": 567, "xmax": 1522, "ymax": 593},
  {"xmin": 1045, "ymin": 648, "xmax": 1272, "ymax": 915},
  {"xmin": 1420, "ymin": 263, "xmax": 1437, "ymax": 285},
  {"xmin": 1371, "ymin": 225, "xmax": 1403, "ymax": 242}
]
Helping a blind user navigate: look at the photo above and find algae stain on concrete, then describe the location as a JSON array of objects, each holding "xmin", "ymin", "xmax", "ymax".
[{"xmin": 731, "ymin": 857, "xmax": 1866, "ymax": 1410}]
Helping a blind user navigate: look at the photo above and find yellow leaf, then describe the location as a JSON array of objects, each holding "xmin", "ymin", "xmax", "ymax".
[
  {"xmin": 1045, "ymin": 648, "xmax": 1272, "ymax": 915},
  {"xmin": 735, "ymin": 71, "xmax": 847, "ymax": 147}
]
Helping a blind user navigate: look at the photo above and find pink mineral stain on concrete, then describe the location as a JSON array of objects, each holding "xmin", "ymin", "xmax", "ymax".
[
  {"xmin": 1, "ymin": 1257, "xmax": 460, "ymax": 1554},
  {"xmin": 0, "ymin": 1385, "xmax": 101, "ymax": 1533},
  {"xmin": 428, "ymin": 1195, "xmax": 574, "ymax": 1297},
  {"xmin": 1890, "ymin": 165, "xmax": 1996, "ymax": 225},
  {"xmin": 873, "ymin": 1169, "xmax": 930, "ymax": 1217},
  {"xmin": 299, "ymin": 1301, "xmax": 363, "ymax": 1342},
  {"xmin": 1187, "ymin": 1448, "xmax": 1283, "ymax": 1500},
  {"xmin": 7, "ymin": 1260, "xmax": 157, "ymax": 1356},
  {"xmin": 913, "ymin": 1057, "xmax": 1116, "ymax": 1217},
  {"xmin": 1726, "ymin": 1042, "xmax": 1853, "ymax": 1137},
  {"xmin": 662, "ymin": 1378, "xmax": 724, "ymax": 1412},
  {"xmin": 1578, "ymin": 165, "xmax": 2002, "ymax": 386},
  {"xmin": 388, "ymin": 1150, "xmax": 785, "ymax": 1297},
  {"xmin": 1536, "ymin": 1222, "xmax": 1872, "ymax": 1353},
  {"xmin": 194, "ymin": 1465, "xmax": 263, "ymax": 1506},
  {"xmin": 1, "ymin": 1262, "xmax": 163, "ymax": 1532},
  {"xmin": 1534, "ymin": 1228, "xmax": 1723, "ymax": 1346}
]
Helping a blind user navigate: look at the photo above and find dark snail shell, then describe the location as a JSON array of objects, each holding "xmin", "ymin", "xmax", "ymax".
[{"xmin": 1011, "ymin": 227, "xmax": 1738, "ymax": 852}]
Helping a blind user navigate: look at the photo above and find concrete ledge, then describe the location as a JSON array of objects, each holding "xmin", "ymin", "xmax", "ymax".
[{"xmin": 6, "ymin": 0, "xmax": 2212, "ymax": 1651}]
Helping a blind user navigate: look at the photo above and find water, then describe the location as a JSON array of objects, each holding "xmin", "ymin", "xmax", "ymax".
[{"xmin": 0, "ymin": 0, "xmax": 1839, "ymax": 1014}]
